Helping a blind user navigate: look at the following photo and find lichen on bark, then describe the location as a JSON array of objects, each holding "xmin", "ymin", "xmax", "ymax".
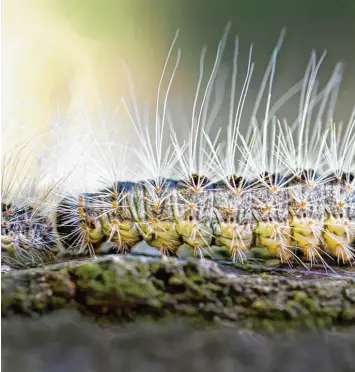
[{"xmin": 2, "ymin": 255, "xmax": 355, "ymax": 331}]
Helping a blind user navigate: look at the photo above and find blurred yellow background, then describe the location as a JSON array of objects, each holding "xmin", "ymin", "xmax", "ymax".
[
  {"xmin": 2, "ymin": 0, "xmax": 180, "ymax": 147},
  {"xmin": 3, "ymin": 0, "xmax": 355, "ymax": 155}
]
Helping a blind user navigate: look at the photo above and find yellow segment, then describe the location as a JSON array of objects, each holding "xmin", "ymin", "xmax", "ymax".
[
  {"xmin": 255, "ymin": 221, "xmax": 292, "ymax": 260},
  {"xmin": 176, "ymin": 221, "xmax": 212, "ymax": 254},
  {"xmin": 140, "ymin": 221, "xmax": 181, "ymax": 255}
]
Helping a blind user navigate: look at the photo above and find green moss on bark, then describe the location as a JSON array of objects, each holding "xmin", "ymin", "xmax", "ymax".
[{"xmin": 2, "ymin": 255, "xmax": 355, "ymax": 331}]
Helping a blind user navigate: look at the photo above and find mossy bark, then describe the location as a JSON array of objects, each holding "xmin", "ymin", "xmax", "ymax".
[{"xmin": 2, "ymin": 255, "xmax": 355, "ymax": 331}]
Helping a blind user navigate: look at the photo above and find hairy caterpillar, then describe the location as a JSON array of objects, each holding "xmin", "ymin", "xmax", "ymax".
[
  {"xmin": 1, "ymin": 116, "xmax": 94, "ymax": 268},
  {"xmin": 2, "ymin": 23, "xmax": 355, "ymax": 271},
  {"xmin": 1, "ymin": 135, "xmax": 59, "ymax": 268}
]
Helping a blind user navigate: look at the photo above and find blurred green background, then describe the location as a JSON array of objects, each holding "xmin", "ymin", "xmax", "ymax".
[{"xmin": 3, "ymin": 0, "xmax": 355, "ymax": 144}]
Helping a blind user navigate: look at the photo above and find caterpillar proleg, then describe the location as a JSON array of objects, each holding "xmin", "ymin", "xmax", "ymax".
[{"xmin": 2, "ymin": 23, "xmax": 354, "ymax": 271}]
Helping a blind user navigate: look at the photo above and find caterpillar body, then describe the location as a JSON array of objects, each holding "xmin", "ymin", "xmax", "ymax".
[
  {"xmin": 54, "ymin": 169, "xmax": 355, "ymax": 266},
  {"xmin": 2, "ymin": 24, "xmax": 355, "ymax": 271},
  {"xmin": 1, "ymin": 144, "xmax": 59, "ymax": 267}
]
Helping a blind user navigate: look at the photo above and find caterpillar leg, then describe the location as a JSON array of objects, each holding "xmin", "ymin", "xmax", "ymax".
[
  {"xmin": 289, "ymin": 176, "xmax": 329, "ymax": 267},
  {"xmin": 252, "ymin": 182, "xmax": 294, "ymax": 264},
  {"xmin": 174, "ymin": 177, "xmax": 214, "ymax": 258},
  {"xmin": 324, "ymin": 181, "xmax": 355, "ymax": 264},
  {"xmin": 214, "ymin": 223, "xmax": 253, "ymax": 263},
  {"xmin": 100, "ymin": 214, "xmax": 142, "ymax": 254},
  {"xmin": 212, "ymin": 180, "xmax": 253, "ymax": 263},
  {"xmin": 324, "ymin": 233, "xmax": 355, "ymax": 264},
  {"xmin": 137, "ymin": 179, "xmax": 181, "ymax": 256},
  {"xmin": 138, "ymin": 220, "xmax": 181, "ymax": 256},
  {"xmin": 176, "ymin": 220, "xmax": 213, "ymax": 258},
  {"xmin": 324, "ymin": 215, "xmax": 355, "ymax": 264},
  {"xmin": 255, "ymin": 222, "xmax": 294, "ymax": 264},
  {"xmin": 291, "ymin": 217, "xmax": 330, "ymax": 267},
  {"xmin": 56, "ymin": 195, "xmax": 105, "ymax": 257}
]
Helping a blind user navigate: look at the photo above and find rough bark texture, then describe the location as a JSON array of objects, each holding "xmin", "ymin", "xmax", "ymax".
[{"xmin": 2, "ymin": 255, "xmax": 355, "ymax": 331}]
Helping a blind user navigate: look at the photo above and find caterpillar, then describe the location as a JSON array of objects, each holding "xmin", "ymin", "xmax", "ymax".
[{"xmin": 2, "ymin": 23, "xmax": 355, "ymax": 271}]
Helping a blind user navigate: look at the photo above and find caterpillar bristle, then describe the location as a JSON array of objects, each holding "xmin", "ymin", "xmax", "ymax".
[
  {"xmin": 2, "ymin": 22, "xmax": 355, "ymax": 272},
  {"xmin": 0, "ymin": 123, "xmax": 79, "ymax": 268}
]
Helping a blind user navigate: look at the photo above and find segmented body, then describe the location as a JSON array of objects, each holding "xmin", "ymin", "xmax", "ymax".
[
  {"xmin": 1, "ymin": 202, "xmax": 57, "ymax": 267},
  {"xmin": 323, "ymin": 179, "xmax": 355, "ymax": 262},
  {"xmin": 253, "ymin": 184, "xmax": 292, "ymax": 263},
  {"xmin": 53, "ymin": 173, "xmax": 355, "ymax": 265},
  {"xmin": 212, "ymin": 180, "xmax": 254, "ymax": 261},
  {"xmin": 135, "ymin": 179, "xmax": 181, "ymax": 255}
]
